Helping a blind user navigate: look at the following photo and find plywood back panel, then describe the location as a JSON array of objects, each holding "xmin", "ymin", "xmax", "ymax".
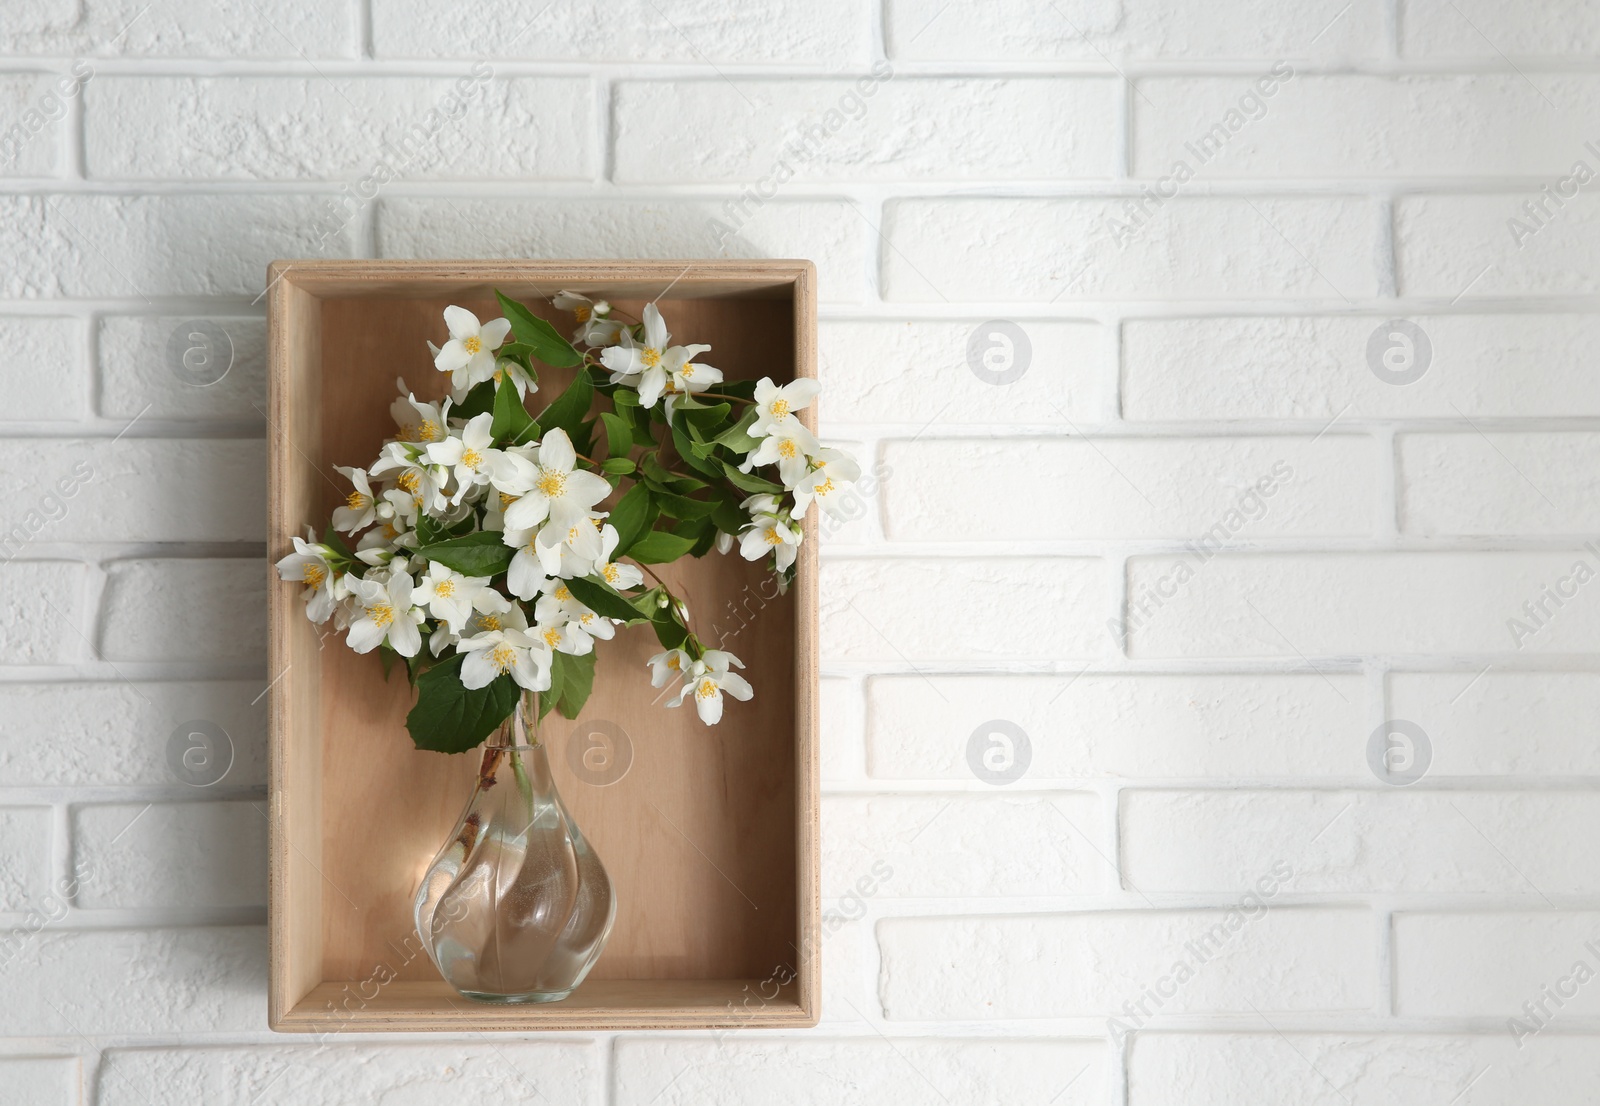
[{"xmin": 311, "ymin": 290, "xmax": 799, "ymax": 983}]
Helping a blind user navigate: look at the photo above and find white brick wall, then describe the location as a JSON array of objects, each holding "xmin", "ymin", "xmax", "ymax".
[{"xmin": 1, "ymin": 0, "xmax": 1595, "ymax": 1102}]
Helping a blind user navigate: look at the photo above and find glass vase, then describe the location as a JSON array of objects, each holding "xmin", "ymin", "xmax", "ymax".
[{"xmin": 412, "ymin": 691, "xmax": 616, "ymax": 1003}]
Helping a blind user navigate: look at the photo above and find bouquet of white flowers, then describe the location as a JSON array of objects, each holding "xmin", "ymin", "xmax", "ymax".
[{"xmin": 275, "ymin": 291, "xmax": 856, "ymax": 752}]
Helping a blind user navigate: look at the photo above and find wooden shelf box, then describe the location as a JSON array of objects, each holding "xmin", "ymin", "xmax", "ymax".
[{"xmin": 266, "ymin": 260, "xmax": 820, "ymax": 1031}]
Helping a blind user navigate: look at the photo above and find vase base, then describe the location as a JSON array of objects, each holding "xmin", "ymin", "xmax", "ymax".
[{"xmin": 457, "ymin": 988, "xmax": 575, "ymax": 1005}]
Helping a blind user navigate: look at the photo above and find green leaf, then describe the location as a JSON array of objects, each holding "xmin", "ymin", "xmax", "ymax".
[
  {"xmin": 414, "ymin": 530, "xmax": 515, "ymax": 577},
  {"xmin": 322, "ymin": 525, "xmax": 354, "ymax": 562},
  {"xmin": 713, "ymin": 408, "xmax": 761, "ymax": 454},
  {"xmin": 452, "ymin": 380, "xmax": 497, "ymax": 420},
  {"xmin": 495, "ymin": 290, "xmax": 582, "ymax": 368},
  {"xmin": 682, "ymin": 402, "xmax": 731, "ymax": 436},
  {"xmin": 630, "ymin": 585, "xmax": 666, "ymax": 619},
  {"xmin": 671, "ymin": 424, "xmax": 723, "ymax": 478},
  {"xmin": 608, "ymin": 483, "xmax": 654, "ymax": 556},
  {"xmin": 541, "ymin": 656, "xmax": 564, "ymax": 720},
  {"xmin": 600, "ymin": 412, "xmax": 632, "ymax": 459},
  {"xmin": 653, "ymin": 491, "xmax": 716, "ymax": 520},
  {"xmin": 599, "ymin": 457, "xmax": 636, "ymax": 475},
  {"xmin": 651, "ymin": 604, "xmax": 689, "ymax": 650},
  {"xmin": 564, "ymin": 575, "xmax": 647, "ymax": 623},
  {"xmin": 721, "ymin": 461, "xmax": 784, "ymax": 495},
  {"xmin": 629, "ymin": 529, "xmax": 698, "ymax": 564},
  {"xmin": 490, "ymin": 374, "xmax": 537, "ymax": 444},
  {"xmin": 535, "ymin": 368, "xmax": 594, "ymax": 439},
  {"xmin": 553, "ymin": 650, "xmax": 596, "ymax": 719},
  {"xmin": 710, "ymin": 490, "xmax": 747, "ymax": 536},
  {"xmin": 406, "ymin": 654, "xmax": 520, "ymax": 753},
  {"xmin": 612, "ymin": 387, "xmax": 640, "ymax": 408}
]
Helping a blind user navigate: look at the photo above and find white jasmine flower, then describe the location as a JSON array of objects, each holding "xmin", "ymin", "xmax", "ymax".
[
  {"xmin": 356, "ymin": 515, "xmax": 415, "ymax": 562},
  {"xmin": 658, "ymin": 345, "xmax": 723, "ymax": 413},
  {"xmin": 433, "ymin": 306, "xmax": 512, "ymax": 392},
  {"xmin": 432, "ymin": 602, "xmax": 527, "ymax": 658},
  {"xmin": 503, "ymin": 528, "xmax": 557, "ymax": 601},
  {"xmin": 345, "ymin": 569, "xmax": 423, "ymax": 657},
  {"xmin": 426, "ymin": 412, "xmax": 500, "ymax": 505},
  {"xmin": 593, "ymin": 524, "xmax": 645, "ymax": 591},
  {"xmin": 599, "ymin": 303, "xmax": 710, "ymax": 407},
  {"xmin": 739, "ymin": 511, "xmax": 801, "ymax": 572},
  {"xmin": 740, "ymin": 419, "xmax": 820, "ymax": 486},
  {"xmin": 790, "ymin": 448, "xmax": 863, "ymax": 521},
  {"xmin": 483, "ymin": 488, "xmax": 519, "ymax": 533},
  {"xmin": 750, "ymin": 377, "xmax": 821, "ymax": 438},
  {"xmin": 332, "ymin": 466, "xmax": 378, "ymax": 532},
  {"xmin": 412, "ymin": 560, "xmax": 508, "ymax": 633},
  {"xmin": 554, "ymin": 290, "xmax": 625, "ymax": 346},
  {"xmin": 493, "ymin": 356, "xmax": 539, "ymax": 401},
  {"xmin": 458, "ymin": 622, "xmax": 552, "ymax": 692},
  {"xmin": 389, "ymin": 384, "xmax": 450, "ymax": 446},
  {"xmin": 535, "ymin": 583, "xmax": 616, "ymax": 654},
  {"xmin": 669, "ymin": 650, "xmax": 752, "ymax": 724},
  {"xmin": 275, "ymin": 535, "xmax": 343, "ymax": 624},
  {"xmin": 494, "ymin": 427, "xmax": 612, "ymax": 537},
  {"xmin": 647, "ymin": 647, "xmax": 691, "ymax": 688},
  {"xmin": 536, "ymin": 513, "xmax": 606, "ymax": 578},
  {"xmin": 371, "ymin": 443, "xmax": 450, "ymax": 514}
]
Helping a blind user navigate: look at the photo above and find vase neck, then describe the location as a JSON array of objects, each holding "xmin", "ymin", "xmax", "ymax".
[{"xmin": 487, "ymin": 689, "xmax": 544, "ymax": 749}]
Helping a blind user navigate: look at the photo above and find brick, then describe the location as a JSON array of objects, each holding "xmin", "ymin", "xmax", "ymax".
[
  {"xmin": 818, "ymin": 677, "xmax": 861, "ymax": 782},
  {"xmin": 0, "ymin": 194, "xmax": 356, "ymax": 298},
  {"xmin": 1130, "ymin": 1033, "xmax": 1600, "ymax": 1106},
  {"xmin": 867, "ymin": 673, "xmax": 1367, "ymax": 780},
  {"xmin": 1124, "ymin": 552, "xmax": 1600, "ymax": 658},
  {"xmin": 0, "ymin": 73, "xmax": 69, "ymax": 177},
  {"xmin": 1136, "ymin": 75, "xmax": 1600, "ymax": 178},
  {"xmin": 1403, "ymin": 0, "xmax": 1600, "ymax": 57},
  {"xmin": 1388, "ymin": 671, "xmax": 1600, "ymax": 776},
  {"xmin": 1122, "ymin": 314, "xmax": 1600, "ymax": 421},
  {"xmin": 0, "ymin": 681, "xmax": 267, "ymax": 787},
  {"xmin": 878, "ymin": 907, "xmax": 1375, "ymax": 1019},
  {"xmin": 821, "ymin": 558, "xmax": 1107, "ymax": 663},
  {"xmin": 883, "ymin": 197, "xmax": 1382, "ymax": 301},
  {"xmin": 613, "ymin": 1038, "xmax": 1104, "ymax": 1105},
  {"xmin": 73, "ymin": 800, "xmax": 266, "ymax": 909},
  {"xmin": 0, "ymin": 1057, "xmax": 78, "ymax": 1106},
  {"xmin": 370, "ymin": 0, "xmax": 867, "ymax": 63},
  {"xmin": 86, "ymin": 76, "xmax": 593, "ymax": 181},
  {"xmin": 0, "ymin": 0, "xmax": 358, "ymax": 57},
  {"xmin": 819, "ymin": 319, "xmax": 1111, "ymax": 427},
  {"xmin": 378, "ymin": 198, "xmax": 868, "ymax": 303},
  {"xmin": 614, "ymin": 78, "xmax": 1118, "ymax": 183},
  {"xmin": 99, "ymin": 1042, "xmax": 598, "ymax": 1104},
  {"xmin": 886, "ymin": 0, "xmax": 1386, "ymax": 61},
  {"xmin": 882, "ymin": 437, "xmax": 1372, "ymax": 541},
  {"xmin": 0, "ymin": 561, "xmax": 86, "ymax": 664},
  {"xmin": 814, "ymin": 914, "xmax": 883, "ymax": 1027},
  {"xmin": 1400, "ymin": 432, "xmax": 1600, "ymax": 536},
  {"xmin": 1396, "ymin": 194, "xmax": 1600, "ymax": 298},
  {"xmin": 0, "ymin": 927, "xmax": 262, "ymax": 1034},
  {"xmin": 0, "ymin": 316, "xmax": 87, "ymax": 421},
  {"xmin": 823, "ymin": 793, "xmax": 1104, "ymax": 898},
  {"xmin": 1123, "ymin": 791, "xmax": 1600, "ymax": 894},
  {"xmin": 99, "ymin": 559, "xmax": 267, "ymax": 664},
  {"xmin": 1394, "ymin": 913, "xmax": 1600, "ymax": 1016},
  {"xmin": 0, "ymin": 439, "xmax": 264, "ymax": 543},
  {"xmin": 0, "ymin": 808, "xmax": 51, "ymax": 911},
  {"xmin": 98, "ymin": 315, "xmax": 267, "ymax": 421}
]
